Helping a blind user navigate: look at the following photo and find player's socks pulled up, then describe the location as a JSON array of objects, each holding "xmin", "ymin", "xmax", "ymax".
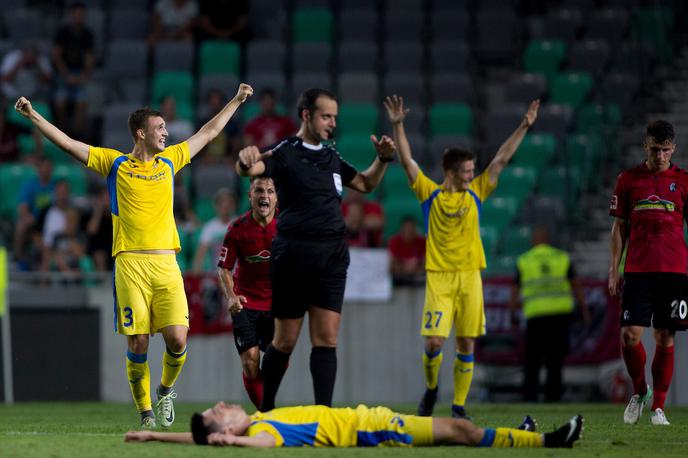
[
  {"xmin": 242, "ymin": 372, "xmax": 264, "ymax": 409},
  {"xmin": 651, "ymin": 344, "xmax": 674, "ymax": 411},
  {"xmin": 417, "ymin": 387, "xmax": 438, "ymax": 416},
  {"xmin": 453, "ymin": 352, "xmax": 474, "ymax": 408},
  {"xmin": 126, "ymin": 351, "xmax": 152, "ymax": 413},
  {"xmin": 422, "ymin": 349, "xmax": 443, "ymax": 391},
  {"xmin": 622, "ymin": 341, "xmax": 647, "ymax": 396},
  {"xmin": 161, "ymin": 346, "xmax": 187, "ymax": 389},
  {"xmin": 479, "ymin": 427, "xmax": 544, "ymax": 448}
]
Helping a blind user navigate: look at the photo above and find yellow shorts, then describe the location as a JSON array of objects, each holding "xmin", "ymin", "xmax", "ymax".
[
  {"xmin": 421, "ymin": 270, "xmax": 486, "ymax": 338},
  {"xmin": 355, "ymin": 405, "xmax": 434, "ymax": 447},
  {"xmin": 113, "ymin": 253, "xmax": 189, "ymax": 335}
]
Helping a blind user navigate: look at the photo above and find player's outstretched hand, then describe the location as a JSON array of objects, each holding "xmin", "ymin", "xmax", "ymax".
[
  {"xmin": 14, "ymin": 97, "xmax": 32, "ymax": 118},
  {"xmin": 383, "ymin": 95, "xmax": 410, "ymax": 124},
  {"xmin": 228, "ymin": 295, "xmax": 247, "ymax": 314},
  {"xmin": 235, "ymin": 83, "xmax": 254, "ymax": 103},
  {"xmin": 124, "ymin": 431, "xmax": 154, "ymax": 442},
  {"xmin": 208, "ymin": 432, "xmax": 237, "ymax": 446},
  {"xmin": 524, "ymin": 99, "xmax": 540, "ymax": 127},
  {"xmin": 371, "ymin": 134, "xmax": 396, "ymax": 161}
]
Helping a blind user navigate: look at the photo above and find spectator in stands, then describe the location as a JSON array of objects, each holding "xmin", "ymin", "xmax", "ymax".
[
  {"xmin": 85, "ymin": 187, "xmax": 113, "ymax": 271},
  {"xmin": 509, "ymin": 226, "xmax": 590, "ymax": 403},
  {"xmin": 243, "ymin": 89, "xmax": 297, "ymax": 150},
  {"xmin": 197, "ymin": 0, "xmax": 249, "ymax": 44},
  {"xmin": 1, "ymin": 41, "xmax": 52, "ymax": 102},
  {"xmin": 150, "ymin": 0, "xmax": 199, "ymax": 45},
  {"xmin": 52, "ymin": 207, "xmax": 92, "ymax": 281},
  {"xmin": 191, "ymin": 188, "xmax": 237, "ymax": 273},
  {"xmin": 0, "ymin": 99, "xmax": 19, "ymax": 162},
  {"xmin": 341, "ymin": 190, "xmax": 383, "ymax": 247},
  {"xmin": 159, "ymin": 96, "xmax": 194, "ymax": 145},
  {"xmin": 13, "ymin": 157, "xmax": 55, "ymax": 269},
  {"xmin": 40, "ymin": 180, "xmax": 73, "ymax": 272},
  {"xmin": 52, "ymin": 1, "xmax": 95, "ymax": 137},
  {"xmin": 388, "ymin": 216, "xmax": 426, "ymax": 286},
  {"xmin": 197, "ymin": 89, "xmax": 241, "ymax": 163}
]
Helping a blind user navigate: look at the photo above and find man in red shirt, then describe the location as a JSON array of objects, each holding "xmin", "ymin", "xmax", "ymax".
[
  {"xmin": 243, "ymin": 89, "xmax": 296, "ymax": 149},
  {"xmin": 388, "ymin": 216, "xmax": 426, "ymax": 285},
  {"xmin": 341, "ymin": 190, "xmax": 384, "ymax": 247},
  {"xmin": 217, "ymin": 177, "xmax": 277, "ymax": 409},
  {"xmin": 609, "ymin": 120, "xmax": 688, "ymax": 426}
]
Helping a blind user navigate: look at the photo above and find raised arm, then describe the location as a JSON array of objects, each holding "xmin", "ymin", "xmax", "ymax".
[
  {"xmin": 383, "ymin": 95, "xmax": 420, "ymax": 183},
  {"xmin": 486, "ymin": 99, "xmax": 540, "ymax": 186},
  {"xmin": 14, "ymin": 97, "xmax": 90, "ymax": 164},
  {"xmin": 346, "ymin": 134, "xmax": 396, "ymax": 193},
  {"xmin": 187, "ymin": 83, "xmax": 253, "ymax": 159},
  {"xmin": 608, "ymin": 217, "xmax": 628, "ymax": 297}
]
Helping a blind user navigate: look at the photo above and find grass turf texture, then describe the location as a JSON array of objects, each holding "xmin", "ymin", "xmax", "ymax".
[{"xmin": 1, "ymin": 402, "xmax": 687, "ymax": 457}]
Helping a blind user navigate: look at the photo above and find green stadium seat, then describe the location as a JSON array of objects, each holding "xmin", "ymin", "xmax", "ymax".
[
  {"xmin": 337, "ymin": 104, "xmax": 378, "ymax": 137},
  {"xmin": 17, "ymin": 135, "xmax": 68, "ymax": 163},
  {"xmin": 241, "ymin": 101, "xmax": 287, "ymax": 123},
  {"xmin": 292, "ymin": 8, "xmax": 334, "ymax": 42},
  {"xmin": 6, "ymin": 101, "xmax": 52, "ymax": 130},
  {"xmin": 429, "ymin": 103, "xmax": 472, "ymax": 136},
  {"xmin": 576, "ymin": 103, "xmax": 622, "ymax": 134},
  {"xmin": 550, "ymin": 72, "xmax": 593, "ymax": 108},
  {"xmin": 336, "ymin": 134, "xmax": 376, "ymax": 171},
  {"xmin": 53, "ymin": 163, "xmax": 87, "ymax": 197},
  {"xmin": 481, "ymin": 196, "xmax": 518, "ymax": 231},
  {"xmin": 199, "ymin": 40, "xmax": 240, "ymax": 75},
  {"xmin": 480, "ymin": 224, "xmax": 499, "ymax": 258},
  {"xmin": 0, "ymin": 163, "xmax": 38, "ymax": 218},
  {"xmin": 151, "ymin": 71, "xmax": 194, "ymax": 107},
  {"xmin": 512, "ymin": 133, "xmax": 557, "ymax": 170},
  {"xmin": 499, "ymin": 225, "xmax": 533, "ymax": 257},
  {"xmin": 485, "ymin": 255, "xmax": 517, "ymax": 277},
  {"xmin": 632, "ymin": 7, "xmax": 674, "ymax": 61},
  {"xmin": 565, "ymin": 133, "xmax": 604, "ymax": 192},
  {"xmin": 152, "ymin": 100, "xmax": 194, "ymax": 123},
  {"xmin": 194, "ymin": 198, "xmax": 215, "ymax": 223},
  {"xmin": 538, "ymin": 166, "xmax": 581, "ymax": 212},
  {"xmin": 383, "ymin": 196, "xmax": 423, "ymax": 240},
  {"xmin": 492, "ymin": 166, "xmax": 537, "ymax": 201},
  {"xmin": 523, "ymin": 40, "xmax": 566, "ymax": 80},
  {"xmin": 379, "ymin": 165, "xmax": 414, "ymax": 201}
]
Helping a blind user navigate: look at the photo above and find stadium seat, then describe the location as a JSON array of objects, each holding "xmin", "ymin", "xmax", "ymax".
[
  {"xmin": 53, "ymin": 164, "xmax": 87, "ymax": 197},
  {"xmin": 105, "ymin": 40, "xmax": 147, "ymax": 80},
  {"xmin": 429, "ymin": 41, "xmax": 472, "ymax": 75},
  {"xmin": 585, "ymin": 7, "xmax": 630, "ymax": 43},
  {"xmin": 0, "ymin": 163, "xmax": 37, "ymax": 218},
  {"xmin": 504, "ymin": 73, "xmax": 547, "ymax": 105},
  {"xmin": 512, "ymin": 133, "xmax": 557, "ymax": 171},
  {"xmin": 291, "ymin": 72, "xmax": 334, "ymax": 102},
  {"xmin": 337, "ymin": 41, "xmax": 378, "ymax": 74},
  {"xmin": 194, "ymin": 197, "xmax": 215, "ymax": 223},
  {"xmin": 430, "ymin": 8, "xmax": 469, "ymax": 43},
  {"xmin": 576, "ymin": 103, "xmax": 621, "ymax": 135},
  {"xmin": 537, "ymin": 166, "xmax": 581, "ymax": 211},
  {"xmin": 151, "ymin": 71, "xmax": 194, "ymax": 106},
  {"xmin": 199, "ymin": 40, "xmax": 240, "ymax": 75},
  {"xmin": 338, "ymin": 72, "xmax": 379, "ymax": 104},
  {"xmin": 429, "ymin": 73, "xmax": 474, "ymax": 105},
  {"xmin": 336, "ymin": 134, "xmax": 375, "ymax": 171},
  {"xmin": 539, "ymin": 8, "xmax": 582, "ymax": 45},
  {"xmin": 492, "ymin": 166, "xmax": 537, "ymax": 202},
  {"xmin": 383, "ymin": 74, "xmax": 426, "ymax": 107},
  {"xmin": 336, "ymin": 103, "xmax": 378, "ymax": 137},
  {"xmin": 244, "ymin": 73, "xmax": 287, "ymax": 103},
  {"xmin": 153, "ymin": 41, "xmax": 194, "ymax": 73},
  {"xmin": 601, "ymin": 73, "xmax": 639, "ymax": 111},
  {"xmin": 246, "ymin": 40, "xmax": 286, "ymax": 75},
  {"xmin": 632, "ymin": 7, "xmax": 674, "ymax": 61},
  {"xmin": 550, "ymin": 72, "xmax": 593, "ymax": 108},
  {"xmin": 567, "ymin": 40, "xmax": 610, "ymax": 78},
  {"xmin": 485, "ymin": 255, "xmax": 517, "ymax": 277},
  {"xmin": 474, "ymin": 7, "xmax": 522, "ymax": 65},
  {"xmin": 109, "ymin": 9, "xmax": 148, "ymax": 41},
  {"xmin": 499, "ymin": 225, "xmax": 533, "ymax": 257},
  {"xmin": 429, "ymin": 103, "xmax": 472, "ymax": 137},
  {"xmin": 384, "ymin": 12, "xmax": 423, "ymax": 42},
  {"xmin": 197, "ymin": 73, "xmax": 240, "ymax": 104},
  {"xmin": 523, "ymin": 40, "xmax": 566, "ymax": 80},
  {"xmin": 483, "ymin": 104, "xmax": 528, "ymax": 153},
  {"xmin": 240, "ymin": 100, "xmax": 287, "ymax": 123},
  {"xmin": 565, "ymin": 133, "xmax": 604, "ymax": 192},
  {"xmin": 4, "ymin": 8, "xmax": 45, "ymax": 42},
  {"xmin": 480, "ymin": 224, "xmax": 499, "ymax": 258},
  {"xmin": 532, "ymin": 104, "xmax": 573, "ymax": 142},
  {"xmin": 481, "ymin": 196, "xmax": 518, "ymax": 231},
  {"xmin": 379, "ymin": 165, "xmax": 413, "ymax": 201},
  {"xmin": 17, "ymin": 135, "xmax": 68, "ymax": 163},
  {"xmin": 7, "ymin": 102, "xmax": 51, "ymax": 130},
  {"xmin": 338, "ymin": 9, "xmax": 378, "ymax": 43},
  {"xmin": 291, "ymin": 42, "xmax": 332, "ymax": 74},
  {"xmin": 292, "ymin": 8, "xmax": 334, "ymax": 42},
  {"xmin": 383, "ymin": 42, "xmax": 424, "ymax": 74},
  {"xmin": 382, "ymin": 196, "xmax": 422, "ymax": 240}
]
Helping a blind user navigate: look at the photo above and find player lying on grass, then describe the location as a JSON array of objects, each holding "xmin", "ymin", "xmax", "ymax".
[{"xmin": 125, "ymin": 402, "xmax": 583, "ymax": 448}]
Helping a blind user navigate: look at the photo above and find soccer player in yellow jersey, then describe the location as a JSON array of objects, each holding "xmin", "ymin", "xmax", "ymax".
[
  {"xmin": 383, "ymin": 95, "xmax": 540, "ymax": 419},
  {"xmin": 125, "ymin": 402, "xmax": 583, "ymax": 449},
  {"xmin": 14, "ymin": 83, "xmax": 254, "ymax": 429}
]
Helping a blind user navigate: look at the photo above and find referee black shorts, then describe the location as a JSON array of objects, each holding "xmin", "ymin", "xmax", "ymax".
[
  {"xmin": 269, "ymin": 235, "xmax": 350, "ymax": 319},
  {"xmin": 620, "ymin": 272, "xmax": 688, "ymax": 330}
]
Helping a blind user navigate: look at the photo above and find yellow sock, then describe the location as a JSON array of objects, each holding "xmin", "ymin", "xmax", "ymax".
[
  {"xmin": 126, "ymin": 352, "xmax": 151, "ymax": 413},
  {"xmin": 479, "ymin": 428, "xmax": 544, "ymax": 448},
  {"xmin": 453, "ymin": 352, "xmax": 474, "ymax": 407},
  {"xmin": 160, "ymin": 347, "xmax": 187, "ymax": 389},
  {"xmin": 423, "ymin": 350, "xmax": 443, "ymax": 389}
]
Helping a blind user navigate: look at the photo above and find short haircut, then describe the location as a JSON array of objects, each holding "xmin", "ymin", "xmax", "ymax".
[
  {"xmin": 645, "ymin": 120, "xmax": 675, "ymax": 144},
  {"xmin": 190, "ymin": 413, "xmax": 210, "ymax": 445},
  {"xmin": 296, "ymin": 88, "xmax": 337, "ymax": 118},
  {"xmin": 128, "ymin": 107, "xmax": 163, "ymax": 140},
  {"xmin": 441, "ymin": 148, "xmax": 476, "ymax": 173}
]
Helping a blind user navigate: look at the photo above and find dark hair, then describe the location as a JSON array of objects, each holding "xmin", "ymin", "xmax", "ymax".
[
  {"xmin": 645, "ymin": 120, "xmax": 675, "ymax": 144},
  {"xmin": 441, "ymin": 148, "xmax": 476, "ymax": 173},
  {"xmin": 296, "ymin": 88, "xmax": 337, "ymax": 118},
  {"xmin": 128, "ymin": 107, "xmax": 163, "ymax": 141},
  {"xmin": 401, "ymin": 215, "xmax": 417, "ymax": 225},
  {"xmin": 260, "ymin": 88, "xmax": 277, "ymax": 99},
  {"xmin": 190, "ymin": 413, "xmax": 210, "ymax": 445}
]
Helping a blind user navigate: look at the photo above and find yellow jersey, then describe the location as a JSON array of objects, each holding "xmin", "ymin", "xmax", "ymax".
[
  {"xmin": 247, "ymin": 405, "xmax": 432, "ymax": 447},
  {"xmin": 86, "ymin": 143, "xmax": 190, "ymax": 257},
  {"xmin": 411, "ymin": 169, "xmax": 495, "ymax": 272}
]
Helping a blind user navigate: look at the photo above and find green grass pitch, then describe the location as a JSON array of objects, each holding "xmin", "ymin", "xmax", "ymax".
[{"xmin": 1, "ymin": 402, "xmax": 687, "ymax": 457}]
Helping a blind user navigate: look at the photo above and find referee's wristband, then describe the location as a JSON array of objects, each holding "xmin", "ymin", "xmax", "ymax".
[{"xmin": 378, "ymin": 155, "xmax": 394, "ymax": 163}]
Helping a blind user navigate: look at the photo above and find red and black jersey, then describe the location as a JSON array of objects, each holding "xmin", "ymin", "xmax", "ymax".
[
  {"xmin": 217, "ymin": 211, "xmax": 277, "ymax": 311},
  {"xmin": 610, "ymin": 163, "xmax": 688, "ymax": 273}
]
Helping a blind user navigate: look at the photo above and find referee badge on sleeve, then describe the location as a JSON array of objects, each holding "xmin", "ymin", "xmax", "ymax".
[{"xmin": 333, "ymin": 173, "xmax": 343, "ymax": 196}]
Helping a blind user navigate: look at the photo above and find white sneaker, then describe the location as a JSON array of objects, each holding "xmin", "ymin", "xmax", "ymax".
[
  {"xmin": 156, "ymin": 389, "xmax": 178, "ymax": 428},
  {"xmin": 623, "ymin": 385, "xmax": 652, "ymax": 424},
  {"xmin": 650, "ymin": 408, "xmax": 670, "ymax": 425}
]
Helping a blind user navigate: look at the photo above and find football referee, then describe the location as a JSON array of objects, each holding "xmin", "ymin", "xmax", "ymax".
[{"xmin": 236, "ymin": 88, "xmax": 396, "ymax": 410}]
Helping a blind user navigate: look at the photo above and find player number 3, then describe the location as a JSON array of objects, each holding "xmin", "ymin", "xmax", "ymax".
[{"xmin": 670, "ymin": 299, "xmax": 687, "ymax": 320}]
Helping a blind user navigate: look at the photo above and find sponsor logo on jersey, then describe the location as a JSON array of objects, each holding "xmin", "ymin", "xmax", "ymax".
[
  {"xmin": 610, "ymin": 195, "xmax": 618, "ymax": 210},
  {"xmin": 245, "ymin": 250, "xmax": 271, "ymax": 263},
  {"xmin": 633, "ymin": 194, "xmax": 675, "ymax": 212},
  {"xmin": 670, "ymin": 182, "xmax": 676, "ymax": 192},
  {"xmin": 124, "ymin": 169, "xmax": 167, "ymax": 182}
]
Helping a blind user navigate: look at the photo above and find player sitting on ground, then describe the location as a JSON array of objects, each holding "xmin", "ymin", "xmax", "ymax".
[{"xmin": 125, "ymin": 403, "xmax": 583, "ymax": 449}]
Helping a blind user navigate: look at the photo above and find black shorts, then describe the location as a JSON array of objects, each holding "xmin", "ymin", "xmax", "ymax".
[
  {"xmin": 230, "ymin": 308, "xmax": 274, "ymax": 354},
  {"xmin": 270, "ymin": 236, "xmax": 350, "ymax": 319},
  {"xmin": 620, "ymin": 272, "xmax": 688, "ymax": 330}
]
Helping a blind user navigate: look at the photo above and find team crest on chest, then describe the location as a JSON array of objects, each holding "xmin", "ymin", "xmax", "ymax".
[{"xmin": 670, "ymin": 182, "xmax": 676, "ymax": 192}]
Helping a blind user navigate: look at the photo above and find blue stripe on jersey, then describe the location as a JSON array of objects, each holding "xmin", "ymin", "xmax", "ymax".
[
  {"xmin": 457, "ymin": 353, "xmax": 474, "ymax": 363},
  {"xmin": 357, "ymin": 430, "xmax": 413, "ymax": 447},
  {"xmin": 421, "ymin": 189, "xmax": 442, "ymax": 235},
  {"xmin": 158, "ymin": 157, "xmax": 174, "ymax": 178},
  {"xmin": 126, "ymin": 351, "xmax": 147, "ymax": 363},
  {"xmin": 478, "ymin": 428, "xmax": 496, "ymax": 447},
  {"xmin": 107, "ymin": 156, "xmax": 128, "ymax": 216},
  {"xmin": 466, "ymin": 188, "xmax": 481, "ymax": 221},
  {"xmin": 257, "ymin": 420, "xmax": 318, "ymax": 446},
  {"xmin": 112, "ymin": 265, "xmax": 117, "ymax": 332}
]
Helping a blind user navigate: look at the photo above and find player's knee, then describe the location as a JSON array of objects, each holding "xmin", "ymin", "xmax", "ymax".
[
  {"xmin": 425, "ymin": 337, "xmax": 444, "ymax": 353},
  {"xmin": 654, "ymin": 328, "xmax": 675, "ymax": 346},
  {"xmin": 165, "ymin": 335, "xmax": 186, "ymax": 353},
  {"xmin": 127, "ymin": 334, "xmax": 149, "ymax": 353},
  {"xmin": 453, "ymin": 418, "xmax": 480, "ymax": 445},
  {"xmin": 272, "ymin": 337, "xmax": 297, "ymax": 353},
  {"xmin": 243, "ymin": 360, "xmax": 261, "ymax": 379},
  {"xmin": 621, "ymin": 329, "xmax": 641, "ymax": 347}
]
